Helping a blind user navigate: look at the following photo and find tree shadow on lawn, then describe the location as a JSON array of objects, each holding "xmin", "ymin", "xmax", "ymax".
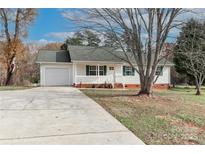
[{"xmin": 81, "ymin": 89, "xmax": 139, "ymax": 97}]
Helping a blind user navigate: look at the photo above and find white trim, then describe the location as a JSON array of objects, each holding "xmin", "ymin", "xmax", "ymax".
[
  {"xmin": 40, "ymin": 64, "xmax": 73, "ymax": 86},
  {"xmin": 37, "ymin": 61, "xmax": 174, "ymax": 66},
  {"xmin": 158, "ymin": 64, "xmax": 174, "ymax": 66},
  {"xmin": 71, "ymin": 60, "xmax": 123, "ymax": 64},
  {"xmin": 36, "ymin": 62, "xmax": 72, "ymax": 65},
  {"xmin": 168, "ymin": 66, "xmax": 171, "ymax": 84},
  {"xmin": 75, "ymin": 64, "xmax": 77, "ymax": 84},
  {"xmin": 73, "ymin": 63, "xmax": 76, "ymax": 84},
  {"xmin": 97, "ymin": 64, "xmax": 99, "ymax": 83}
]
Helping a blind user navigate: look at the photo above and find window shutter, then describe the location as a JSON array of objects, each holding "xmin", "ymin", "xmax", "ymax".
[
  {"xmin": 132, "ymin": 67, "xmax": 135, "ymax": 76},
  {"xmin": 104, "ymin": 65, "xmax": 107, "ymax": 75},
  {"xmin": 160, "ymin": 66, "xmax": 163, "ymax": 76},
  {"xmin": 123, "ymin": 66, "xmax": 125, "ymax": 76},
  {"xmin": 86, "ymin": 65, "xmax": 89, "ymax": 76}
]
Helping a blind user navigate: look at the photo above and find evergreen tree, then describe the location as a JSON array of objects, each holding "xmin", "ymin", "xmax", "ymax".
[
  {"xmin": 83, "ymin": 30, "xmax": 101, "ymax": 46},
  {"xmin": 173, "ymin": 19, "xmax": 205, "ymax": 95}
]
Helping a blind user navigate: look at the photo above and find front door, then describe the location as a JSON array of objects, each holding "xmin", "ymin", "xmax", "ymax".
[{"xmin": 108, "ymin": 66, "xmax": 115, "ymax": 87}]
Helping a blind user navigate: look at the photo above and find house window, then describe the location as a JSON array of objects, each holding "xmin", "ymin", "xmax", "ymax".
[
  {"xmin": 86, "ymin": 65, "xmax": 107, "ymax": 76},
  {"xmin": 123, "ymin": 66, "xmax": 135, "ymax": 76},
  {"xmin": 99, "ymin": 66, "xmax": 107, "ymax": 76},
  {"xmin": 109, "ymin": 67, "xmax": 114, "ymax": 70},
  {"xmin": 88, "ymin": 65, "xmax": 97, "ymax": 76},
  {"xmin": 155, "ymin": 66, "xmax": 163, "ymax": 76}
]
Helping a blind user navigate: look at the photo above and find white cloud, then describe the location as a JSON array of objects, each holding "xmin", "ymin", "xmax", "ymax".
[
  {"xmin": 37, "ymin": 39, "xmax": 52, "ymax": 44},
  {"xmin": 61, "ymin": 9, "xmax": 110, "ymax": 27},
  {"xmin": 45, "ymin": 32, "xmax": 75, "ymax": 40},
  {"xmin": 25, "ymin": 39, "xmax": 54, "ymax": 45},
  {"xmin": 61, "ymin": 9, "xmax": 88, "ymax": 21}
]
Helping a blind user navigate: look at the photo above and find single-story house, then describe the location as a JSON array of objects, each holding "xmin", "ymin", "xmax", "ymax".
[{"xmin": 36, "ymin": 46, "xmax": 172, "ymax": 88}]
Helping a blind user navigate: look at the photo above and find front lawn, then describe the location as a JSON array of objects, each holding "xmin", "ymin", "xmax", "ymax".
[
  {"xmin": 80, "ymin": 87, "xmax": 205, "ymax": 145},
  {"xmin": 0, "ymin": 86, "xmax": 32, "ymax": 91}
]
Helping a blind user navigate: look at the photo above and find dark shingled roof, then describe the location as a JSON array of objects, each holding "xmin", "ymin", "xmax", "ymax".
[
  {"xmin": 68, "ymin": 46, "xmax": 123, "ymax": 62},
  {"xmin": 36, "ymin": 45, "xmax": 173, "ymax": 65},
  {"xmin": 36, "ymin": 46, "xmax": 123, "ymax": 63},
  {"xmin": 36, "ymin": 50, "xmax": 71, "ymax": 63}
]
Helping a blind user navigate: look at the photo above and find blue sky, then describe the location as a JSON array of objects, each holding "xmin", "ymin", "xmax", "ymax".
[
  {"xmin": 24, "ymin": 8, "xmax": 205, "ymax": 44},
  {"xmin": 27, "ymin": 8, "xmax": 77, "ymax": 43}
]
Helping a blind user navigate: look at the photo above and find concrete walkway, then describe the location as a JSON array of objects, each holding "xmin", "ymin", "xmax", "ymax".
[{"xmin": 0, "ymin": 87, "xmax": 144, "ymax": 144}]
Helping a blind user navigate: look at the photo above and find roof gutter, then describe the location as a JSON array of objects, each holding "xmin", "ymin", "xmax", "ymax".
[
  {"xmin": 36, "ymin": 61, "xmax": 72, "ymax": 65},
  {"xmin": 71, "ymin": 60, "xmax": 124, "ymax": 64}
]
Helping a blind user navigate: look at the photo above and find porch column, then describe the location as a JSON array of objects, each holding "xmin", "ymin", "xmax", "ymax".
[
  {"xmin": 73, "ymin": 63, "xmax": 76, "ymax": 85},
  {"xmin": 97, "ymin": 64, "xmax": 99, "ymax": 84},
  {"xmin": 75, "ymin": 64, "xmax": 77, "ymax": 84},
  {"xmin": 121, "ymin": 64, "xmax": 125, "ymax": 89}
]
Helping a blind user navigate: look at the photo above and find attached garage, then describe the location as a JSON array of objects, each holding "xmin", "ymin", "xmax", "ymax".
[
  {"xmin": 36, "ymin": 50, "xmax": 73, "ymax": 86},
  {"xmin": 40, "ymin": 64, "xmax": 73, "ymax": 86},
  {"xmin": 44, "ymin": 67, "xmax": 71, "ymax": 86}
]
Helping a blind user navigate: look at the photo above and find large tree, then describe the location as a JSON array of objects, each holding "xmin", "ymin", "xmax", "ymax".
[
  {"xmin": 61, "ymin": 30, "xmax": 101, "ymax": 49},
  {"xmin": 67, "ymin": 31, "xmax": 84, "ymax": 46},
  {"xmin": 104, "ymin": 32, "xmax": 120, "ymax": 47},
  {"xmin": 0, "ymin": 8, "xmax": 37, "ymax": 85},
  {"xmin": 174, "ymin": 19, "xmax": 205, "ymax": 95},
  {"xmin": 82, "ymin": 30, "xmax": 101, "ymax": 46},
  {"xmin": 61, "ymin": 32, "xmax": 84, "ymax": 50},
  {"xmin": 64, "ymin": 8, "xmax": 182, "ymax": 96}
]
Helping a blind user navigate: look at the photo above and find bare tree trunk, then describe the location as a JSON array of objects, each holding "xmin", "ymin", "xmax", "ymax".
[
  {"xmin": 196, "ymin": 85, "xmax": 201, "ymax": 95},
  {"xmin": 4, "ymin": 54, "xmax": 16, "ymax": 86},
  {"xmin": 5, "ymin": 69, "xmax": 13, "ymax": 85},
  {"xmin": 195, "ymin": 78, "xmax": 201, "ymax": 95},
  {"xmin": 139, "ymin": 85, "xmax": 152, "ymax": 96},
  {"xmin": 138, "ymin": 76, "xmax": 153, "ymax": 96}
]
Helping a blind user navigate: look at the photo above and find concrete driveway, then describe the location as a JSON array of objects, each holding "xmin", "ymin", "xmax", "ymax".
[{"xmin": 0, "ymin": 87, "xmax": 144, "ymax": 144}]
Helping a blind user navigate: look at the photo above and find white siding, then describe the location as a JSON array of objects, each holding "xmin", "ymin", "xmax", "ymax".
[
  {"xmin": 39, "ymin": 62, "xmax": 171, "ymax": 86},
  {"xmin": 75, "ymin": 63, "xmax": 121, "ymax": 84},
  {"xmin": 116, "ymin": 65, "xmax": 170, "ymax": 84},
  {"xmin": 155, "ymin": 66, "xmax": 171, "ymax": 84},
  {"xmin": 40, "ymin": 63, "xmax": 73, "ymax": 86},
  {"xmin": 76, "ymin": 64, "xmax": 86, "ymax": 76},
  {"xmin": 74, "ymin": 63, "xmax": 171, "ymax": 85}
]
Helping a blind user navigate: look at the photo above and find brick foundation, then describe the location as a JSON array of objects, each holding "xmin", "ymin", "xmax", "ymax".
[
  {"xmin": 75, "ymin": 83, "xmax": 113, "ymax": 88},
  {"xmin": 74, "ymin": 83, "xmax": 170, "ymax": 89},
  {"xmin": 124, "ymin": 84, "xmax": 141, "ymax": 89},
  {"xmin": 152, "ymin": 84, "xmax": 171, "ymax": 89}
]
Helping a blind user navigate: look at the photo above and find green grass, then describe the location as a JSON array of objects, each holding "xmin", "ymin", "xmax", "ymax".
[
  {"xmin": 177, "ymin": 112, "xmax": 205, "ymax": 127},
  {"xmin": 0, "ymin": 86, "xmax": 32, "ymax": 91},
  {"xmin": 157, "ymin": 87, "xmax": 205, "ymax": 105},
  {"xmin": 81, "ymin": 86, "xmax": 205, "ymax": 144},
  {"xmin": 119, "ymin": 117, "xmax": 134, "ymax": 129}
]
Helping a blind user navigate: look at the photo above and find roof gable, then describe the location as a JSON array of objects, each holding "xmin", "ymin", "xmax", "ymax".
[{"xmin": 36, "ymin": 50, "xmax": 71, "ymax": 63}]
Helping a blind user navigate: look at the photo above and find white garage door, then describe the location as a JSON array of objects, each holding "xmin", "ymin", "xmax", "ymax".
[{"xmin": 45, "ymin": 67, "xmax": 70, "ymax": 86}]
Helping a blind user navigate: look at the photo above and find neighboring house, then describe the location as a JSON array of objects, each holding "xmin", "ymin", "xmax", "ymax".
[{"xmin": 36, "ymin": 46, "xmax": 172, "ymax": 89}]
